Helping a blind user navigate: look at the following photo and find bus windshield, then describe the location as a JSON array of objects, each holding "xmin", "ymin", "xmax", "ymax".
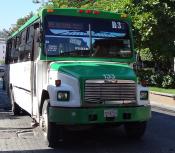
[{"xmin": 44, "ymin": 15, "xmax": 132, "ymax": 58}]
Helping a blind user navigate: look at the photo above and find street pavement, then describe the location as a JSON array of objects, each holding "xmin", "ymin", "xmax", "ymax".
[
  {"xmin": 151, "ymin": 100, "xmax": 175, "ymax": 113},
  {"xmin": 0, "ymin": 79, "xmax": 11, "ymax": 111},
  {"xmin": 150, "ymin": 92, "xmax": 175, "ymax": 113},
  {"xmin": 0, "ymin": 79, "xmax": 50, "ymax": 151}
]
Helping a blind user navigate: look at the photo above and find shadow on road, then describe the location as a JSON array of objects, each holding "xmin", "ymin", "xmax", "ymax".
[
  {"xmin": 0, "ymin": 78, "xmax": 11, "ymax": 111},
  {"xmin": 0, "ymin": 110, "xmax": 174, "ymax": 153}
]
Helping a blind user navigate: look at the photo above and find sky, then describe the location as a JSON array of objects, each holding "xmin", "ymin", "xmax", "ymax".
[{"xmin": 0, "ymin": 0, "xmax": 43, "ymax": 31}]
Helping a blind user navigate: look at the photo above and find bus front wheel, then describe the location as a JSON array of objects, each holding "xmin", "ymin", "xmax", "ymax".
[
  {"xmin": 41, "ymin": 100, "xmax": 63, "ymax": 148},
  {"xmin": 124, "ymin": 121, "xmax": 147, "ymax": 139}
]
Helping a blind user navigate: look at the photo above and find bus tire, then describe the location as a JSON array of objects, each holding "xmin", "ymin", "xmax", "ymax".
[
  {"xmin": 124, "ymin": 121, "xmax": 147, "ymax": 139},
  {"xmin": 10, "ymin": 88, "xmax": 21, "ymax": 115},
  {"xmin": 41, "ymin": 100, "xmax": 63, "ymax": 148}
]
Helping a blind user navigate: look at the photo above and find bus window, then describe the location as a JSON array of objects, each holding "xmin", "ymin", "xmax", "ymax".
[
  {"xmin": 11, "ymin": 38, "xmax": 19, "ymax": 63},
  {"xmin": 5, "ymin": 40, "xmax": 12, "ymax": 64},
  {"xmin": 25, "ymin": 26, "xmax": 34, "ymax": 60}
]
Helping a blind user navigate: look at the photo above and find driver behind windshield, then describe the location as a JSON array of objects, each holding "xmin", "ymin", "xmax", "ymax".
[{"xmin": 92, "ymin": 41, "xmax": 108, "ymax": 57}]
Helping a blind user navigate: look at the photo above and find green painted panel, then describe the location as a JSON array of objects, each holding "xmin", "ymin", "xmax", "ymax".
[
  {"xmin": 50, "ymin": 61, "xmax": 136, "ymax": 81},
  {"xmin": 49, "ymin": 106, "xmax": 151, "ymax": 124}
]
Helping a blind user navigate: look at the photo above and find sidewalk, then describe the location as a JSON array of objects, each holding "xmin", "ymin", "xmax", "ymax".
[
  {"xmin": 150, "ymin": 91, "xmax": 175, "ymax": 112},
  {"xmin": 0, "ymin": 79, "xmax": 11, "ymax": 111}
]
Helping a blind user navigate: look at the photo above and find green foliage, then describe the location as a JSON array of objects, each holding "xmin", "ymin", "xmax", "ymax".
[
  {"xmin": 137, "ymin": 69, "xmax": 154, "ymax": 85},
  {"xmin": 162, "ymin": 74, "xmax": 175, "ymax": 88},
  {"xmin": 138, "ymin": 69, "xmax": 175, "ymax": 88},
  {"xmin": 50, "ymin": 0, "xmax": 130, "ymax": 11},
  {"xmin": 49, "ymin": 0, "xmax": 95, "ymax": 8},
  {"xmin": 8, "ymin": 12, "xmax": 34, "ymax": 34},
  {"xmin": 140, "ymin": 48, "xmax": 153, "ymax": 61},
  {"xmin": 127, "ymin": 0, "xmax": 175, "ymax": 71},
  {"xmin": 149, "ymin": 86, "xmax": 175, "ymax": 94},
  {"xmin": 150, "ymin": 73, "xmax": 163, "ymax": 87}
]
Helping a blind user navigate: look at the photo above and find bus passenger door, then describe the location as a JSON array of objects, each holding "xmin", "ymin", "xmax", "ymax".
[{"xmin": 32, "ymin": 23, "xmax": 41, "ymax": 119}]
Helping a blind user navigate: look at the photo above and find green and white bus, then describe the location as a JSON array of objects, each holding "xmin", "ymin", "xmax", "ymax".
[{"xmin": 5, "ymin": 8, "xmax": 151, "ymax": 146}]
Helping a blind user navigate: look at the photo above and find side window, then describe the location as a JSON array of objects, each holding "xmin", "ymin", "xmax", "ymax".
[
  {"xmin": 5, "ymin": 40, "xmax": 12, "ymax": 64},
  {"xmin": 26, "ymin": 26, "xmax": 34, "ymax": 52},
  {"xmin": 19, "ymin": 30, "xmax": 26, "ymax": 52},
  {"xmin": 26, "ymin": 27, "xmax": 30, "ymax": 43},
  {"xmin": 19, "ymin": 29, "xmax": 30, "ymax": 62},
  {"xmin": 16, "ymin": 34, "xmax": 21, "ymax": 50},
  {"xmin": 11, "ymin": 38, "xmax": 19, "ymax": 63},
  {"xmin": 20, "ymin": 26, "xmax": 35, "ymax": 62},
  {"xmin": 33, "ymin": 23, "xmax": 40, "ymax": 60}
]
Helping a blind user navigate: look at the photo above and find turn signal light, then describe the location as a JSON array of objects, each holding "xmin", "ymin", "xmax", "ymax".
[
  {"xmin": 47, "ymin": 9, "xmax": 54, "ymax": 13},
  {"xmin": 93, "ymin": 10, "xmax": 100, "ymax": 15},
  {"xmin": 55, "ymin": 80, "xmax": 61, "ymax": 87},
  {"xmin": 78, "ymin": 9, "xmax": 100, "ymax": 15},
  {"xmin": 141, "ymin": 80, "xmax": 147, "ymax": 87},
  {"xmin": 78, "ymin": 10, "xmax": 84, "ymax": 13},
  {"xmin": 85, "ymin": 10, "xmax": 92, "ymax": 14}
]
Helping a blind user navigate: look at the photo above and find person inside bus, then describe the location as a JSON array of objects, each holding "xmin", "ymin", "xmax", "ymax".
[{"xmin": 92, "ymin": 41, "xmax": 108, "ymax": 57}]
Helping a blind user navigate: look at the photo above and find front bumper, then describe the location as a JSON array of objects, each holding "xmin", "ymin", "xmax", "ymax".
[{"xmin": 48, "ymin": 105, "xmax": 151, "ymax": 125}]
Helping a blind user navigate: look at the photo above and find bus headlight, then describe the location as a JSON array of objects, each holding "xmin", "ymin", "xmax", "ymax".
[
  {"xmin": 140, "ymin": 91, "xmax": 148, "ymax": 100},
  {"xmin": 57, "ymin": 91, "xmax": 70, "ymax": 101}
]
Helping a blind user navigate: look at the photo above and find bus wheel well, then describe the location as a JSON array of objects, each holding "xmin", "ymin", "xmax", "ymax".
[{"xmin": 39, "ymin": 90, "xmax": 50, "ymax": 115}]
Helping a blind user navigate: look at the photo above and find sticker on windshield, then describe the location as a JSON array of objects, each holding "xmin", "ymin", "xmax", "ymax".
[
  {"xmin": 112, "ymin": 21, "xmax": 122, "ymax": 29},
  {"xmin": 49, "ymin": 29, "xmax": 126, "ymax": 38},
  {"xmin": 47, "ymin": 45, "xmax": 57, "ymax": 52},
  {"xmin": 70, "ymin": 38, "xmax": 82, "ymax": 46}
]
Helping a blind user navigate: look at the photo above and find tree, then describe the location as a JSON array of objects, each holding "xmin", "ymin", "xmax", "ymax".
[
  {"xmin": 9, "ymin": 12, "xmax": 34, "ymax": 34},
  {"xmin": 125, "ymin": 0, "xmax": 175, "ymax": 71},
  {"xmin": 48, "ymin": 0, "xmax": 130, "ymax": 10}
]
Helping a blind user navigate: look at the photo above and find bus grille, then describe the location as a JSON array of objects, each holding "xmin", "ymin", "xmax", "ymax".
[{"xmin": 84, "ymin": 80, "xmax": 136, "ymax": 104}]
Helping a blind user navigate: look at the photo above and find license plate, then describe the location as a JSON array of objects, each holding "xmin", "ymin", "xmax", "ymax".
[{"xmin": 104, "ymin": 109, "xmax": 117, "ymax": 118}]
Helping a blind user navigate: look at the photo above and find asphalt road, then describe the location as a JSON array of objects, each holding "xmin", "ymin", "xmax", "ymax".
[{"xmin": 0, "ymin": 79, "xmax": 175, "ymax": 153}]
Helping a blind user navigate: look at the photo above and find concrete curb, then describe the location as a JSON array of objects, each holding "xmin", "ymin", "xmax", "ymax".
[
  {"xmin": 150, "ymin": 91, "xmax": 175, "ymax": 98},
  {"xmin": 150, "ymin": 101, "xmax": 175, "ymax": 113}
]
